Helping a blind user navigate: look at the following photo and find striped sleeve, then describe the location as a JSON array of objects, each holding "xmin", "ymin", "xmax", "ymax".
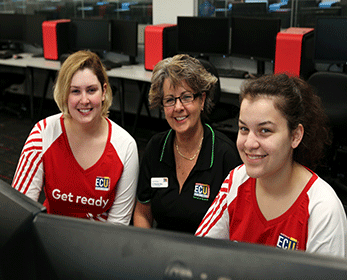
[
  {"xmin": 12, "ymin": 119, "xmax": 46, "ymax": 202},
  {"xmin": 195, "ymin": 169, "xmax": 235, "ymax": 239}
]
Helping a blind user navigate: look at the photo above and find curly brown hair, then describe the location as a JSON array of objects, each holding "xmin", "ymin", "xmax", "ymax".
[
  {"xmin": 148, "ymin": 54, "xmax": 218, "ymax": 119},
  {"xmin": 239, "ymin": 73, "xmax": 332, "ymax": 170}
]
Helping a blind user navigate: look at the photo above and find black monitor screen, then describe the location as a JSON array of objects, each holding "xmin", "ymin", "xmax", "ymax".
[
  {"xmin": 69, "ymin": 18, "xmax": 111, "ymax": 55},
  {"xmin": 0, "ymin": 14, "xmax": 26, "ymax": 41},
  {"xmin": 33, "ymin": 212, "xmax": 347, "ymax": 280},
  {"xmin": 314, "ymin": 17, "xmax": 347, "ymax": 64},
  {"xmin": 0, "ymin": 180, "xmax": 46, "ymax": 279},
  {"xmin": 177, "ymin": 16, "xmax": 230, "ymax": 57},
  {"xmin": 231, "ymin": 16, "xmax": 281, "ymax": 61},
  {"xmin": 231, "ymin": 2, "xmax": 268, "ymax": 17},
  {"xmin": 25, "ymin": 14, "xmax": 49, "ymax": 47},
  {"xmin": 110, "ymin": 19, "xmax": 138, "ymax": 64},
  {"xmin": 297, "ymin": 7, "xmax": 341, "ymax": 28}
]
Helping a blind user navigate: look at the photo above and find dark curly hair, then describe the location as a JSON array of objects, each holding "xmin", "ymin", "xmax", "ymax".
[{"xmin": 239, "ymin": 73, "xmax": 332, "ymax": 170}]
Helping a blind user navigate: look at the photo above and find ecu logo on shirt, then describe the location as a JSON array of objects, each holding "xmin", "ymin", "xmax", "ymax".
[
  {"xmin": 277, "ymin": 233, "xmax": 298, "ymax": 251},
  {"xmin": 95, "ymin": 176, "xmax": 110, "ymax": 191},
  {"xmin": 193, "ymin": 183, "xmax": 210, "ymax": 201}
]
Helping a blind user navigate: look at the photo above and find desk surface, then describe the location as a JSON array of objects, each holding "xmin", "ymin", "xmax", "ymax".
[
  {"xmin": 219, "ymin": 76, "xmax": 245, "ymax": 95},
  {"xmin": 0, "ymin": 55, "xmax": 28, "ymax": 68},
  {"xmin": 1, "ymin": 53, "xmax": 246, "ymax": 95},
  {"xmin": 26, "ymin": 56, "xmax": 61, "ymax": 71},
  {"xmin": 107, "ymin": 64, "xmax": 153, "ymax": 83}
]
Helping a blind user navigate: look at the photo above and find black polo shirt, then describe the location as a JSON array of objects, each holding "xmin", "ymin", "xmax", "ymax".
[{"xmin": 137, "ymin": 124, "xmax": 241, "ymax": 234}]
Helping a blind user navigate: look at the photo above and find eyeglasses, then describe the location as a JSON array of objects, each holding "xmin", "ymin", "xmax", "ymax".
[{"xmin": 162, "ymin": 92, "xmax": 201, "ymax": 107}]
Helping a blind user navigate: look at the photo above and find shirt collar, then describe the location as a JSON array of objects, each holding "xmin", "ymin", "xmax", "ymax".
[{"xmin": 160, "ymin": 123, "xmax": 215, "ymax": 171}]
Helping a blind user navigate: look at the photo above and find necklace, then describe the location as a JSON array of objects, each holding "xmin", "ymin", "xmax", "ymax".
[{"xmin": 175, "ymin": 137, "xmax": 204, "ymax": 161}]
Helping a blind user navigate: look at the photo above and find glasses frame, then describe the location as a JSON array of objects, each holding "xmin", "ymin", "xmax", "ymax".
[{"xmin": 162, "ymin": 92, "xmax": 202, "ymax": 107}]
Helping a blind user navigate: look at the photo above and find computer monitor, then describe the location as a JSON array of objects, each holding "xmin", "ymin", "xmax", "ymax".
[
  {"xmin": 0, "ymin": 179, "xmax": 46, "ymax": 279},
  {"xmin": 69, "ymin": 18, "xmax": 111, "ymax": 58},
  {"xmin": 177, "ymin": 16, "xmax": 231, "ymax": 59},
  {"xmin": 314, "ymin": 17, "xmax": 347, "ymax": 70},
  {"xmin": 33, "ymin": 212, "xmax": 347, "ymax": 279},
  {"xmin": 25, "ymin": 14, "xmax": 49, "ymax": 48},
  {"xmin": 231, "ymin": 2, "xmax": 268, "ymax": 17},
  {"xmin": 297, "ymin": 7, "xmax": 341, "ymax": 28},
  {"xmin": 231, "ymin": 16, "xmax": 281, "ymax": 75},
  {"xmin": 0, "ymin": 13, "xmax": 26, "ymax": 42},
  {"xmin": 110, "ymin": 19, "xmax": 138, "ymax": 65}
]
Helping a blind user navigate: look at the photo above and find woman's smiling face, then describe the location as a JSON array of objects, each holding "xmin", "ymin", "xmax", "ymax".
[
  {"xmin": 67, "ymin": 68, "xmax": 106, "ymax": 125},
  {"xmin": 162, "ymin": 78, "xmax": 205, "ymax": 137},
  {"xmin": 237, "ymin": 95, "xmax": 302, "ymax": 180}
]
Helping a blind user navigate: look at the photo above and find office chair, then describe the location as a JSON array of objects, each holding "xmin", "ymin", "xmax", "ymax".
[
  {"xmin": 197, "ymin": 58, "xmax": 239, "ymax": 140},
  {"xmin": 0, "ymin": 73, "xmax": 26, "ymax": 118},
  {"xmin": 307, "ymin": 71, "xmax": 347, "ymax": 193}
]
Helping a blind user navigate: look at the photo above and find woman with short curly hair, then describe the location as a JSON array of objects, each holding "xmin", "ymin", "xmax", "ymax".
[{"xmin": 134, "ymin": 54, "xmax": 241, "ymax": 234}]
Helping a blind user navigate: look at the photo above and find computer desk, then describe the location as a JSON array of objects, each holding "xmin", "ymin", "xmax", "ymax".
[
  {"xmin": 1, "ymin": 54, "xmax": 245, "ymax": 133},
  {"xmin": 107, "ymin": 64, "xmax": 153, "ymax": 130},
  {"xmin": 107, "ymin": 63, "xmax": 245, "ymax": 94},
  {"xmin": 25, "ymin": 55, "xmax": 60, "ymax": 122}
]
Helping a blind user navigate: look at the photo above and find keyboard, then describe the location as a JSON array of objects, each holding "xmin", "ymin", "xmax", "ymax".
[
  {"xmin": 0, "ymin": 50, "xmax": 14, "ymax": 59},
  {"xmin": 218, "ymin": 68, "xmax": 249, "ymax": 79},
  {"xmin": 102, "ymin": 59, "xmax": 122, "ymax": 70}
]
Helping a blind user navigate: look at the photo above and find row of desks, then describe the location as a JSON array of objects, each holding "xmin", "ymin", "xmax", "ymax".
[{"xmin": 0, "ymin": 53, "xmax": 245, "ymax": 132}]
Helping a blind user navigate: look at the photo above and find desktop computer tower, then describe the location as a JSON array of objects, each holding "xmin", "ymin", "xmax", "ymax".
[
  {"xmin": 144, "ymin": 24, "xmax": 177, "ymax": 71},
  {"xmin": 42, "ymin": 19, "xmax": 71, "ymax": 60},
  {"xmin": 274, "ymin": 27, "xmax": 315, "ymax": 80}
]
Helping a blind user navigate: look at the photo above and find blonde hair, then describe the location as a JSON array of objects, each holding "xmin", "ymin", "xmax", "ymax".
[
  {"xmin": 53, "ymin": 50, "xmax": 112, "ymax": 118},
  {"xmin": 149, "ymin": 54, "xmax": 218, "ymax": 118}
]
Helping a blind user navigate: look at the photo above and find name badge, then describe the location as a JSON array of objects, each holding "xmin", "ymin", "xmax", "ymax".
[{"xmin": 151, "ymin": 177, "xmax": 169, "ymax": 188}]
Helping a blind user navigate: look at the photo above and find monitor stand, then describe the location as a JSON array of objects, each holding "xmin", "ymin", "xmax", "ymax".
[
  {"xmin": 257, "ymin": 60, "xmax": 265, "ymax": 76},
  {"xmin": 119, "ymin": 56, "xmax": 138, "ymax": 66}
]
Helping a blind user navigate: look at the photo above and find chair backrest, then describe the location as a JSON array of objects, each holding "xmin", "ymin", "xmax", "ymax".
[
  {"xmin": 307, "ymin": 72, "xmax": 347, "ymax": 129},
  {"xmin": 197, "ymin": 58, "xmax": 221, "ymax": 106},
  {"xmin": 197, "ymin": 58, "xmax": 240, "ymax": 128}
]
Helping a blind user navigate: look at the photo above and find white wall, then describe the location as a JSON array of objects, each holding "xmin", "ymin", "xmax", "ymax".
[{"xmin": 152, "ymin": 0, "xmax": 197, "ymax": 25}]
